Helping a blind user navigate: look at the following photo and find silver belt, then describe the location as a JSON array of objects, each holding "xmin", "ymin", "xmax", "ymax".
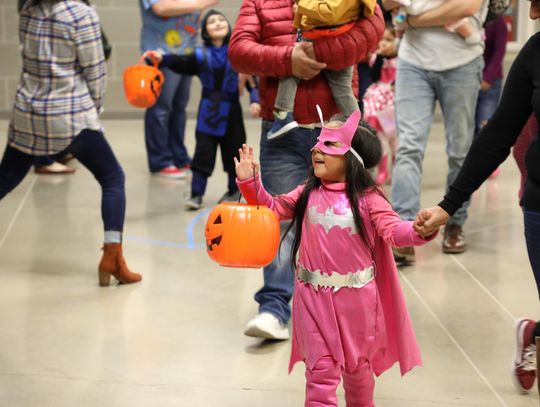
[{"xmin": 297, "ymin": 264, "xmax": 375, "ymax": 292}]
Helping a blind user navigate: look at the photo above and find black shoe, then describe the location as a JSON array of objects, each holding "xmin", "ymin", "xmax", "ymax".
[
  {"xmin": 218, "ymin": 190, "xmax": 241, "ymax": 204},
  {"xmin": 185, "ymin": 195, "xmax": 202, "ymax": 211},
  {"xmin": 393, "ymin": 246, "xmax": 415, "ymax": 266}
]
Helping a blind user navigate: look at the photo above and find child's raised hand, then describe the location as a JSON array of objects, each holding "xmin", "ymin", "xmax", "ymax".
[{"xmin": 234, "ymin": 144, "xmax": 259, "ymax": 181}]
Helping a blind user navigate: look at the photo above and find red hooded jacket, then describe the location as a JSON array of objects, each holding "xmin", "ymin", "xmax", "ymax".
[{"xmin": 229, "ymin": 0, "xmax": 384, "ymax": 124}]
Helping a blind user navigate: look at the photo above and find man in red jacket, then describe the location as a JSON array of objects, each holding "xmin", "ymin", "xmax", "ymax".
[{"xmin": 229, "ymin": 0, "xmax": 384, "ymax": 340}]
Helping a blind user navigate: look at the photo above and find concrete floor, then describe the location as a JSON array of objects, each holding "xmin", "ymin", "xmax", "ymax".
[{"xmin": 0, "ymin": 118, "xmax": 538, "ymax": 407}]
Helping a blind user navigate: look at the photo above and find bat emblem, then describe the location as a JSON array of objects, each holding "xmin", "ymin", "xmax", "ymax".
[{"xmin": 307, "ymin": 206, "xmax": 357, "ymax": 236}]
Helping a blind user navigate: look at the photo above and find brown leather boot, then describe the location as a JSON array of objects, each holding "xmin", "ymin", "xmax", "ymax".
[{"xmin": 98, "ymin": 243, "xmax": 142, "ymax": 286}]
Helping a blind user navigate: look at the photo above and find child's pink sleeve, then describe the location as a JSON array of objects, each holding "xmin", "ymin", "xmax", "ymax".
[
  {"xmin": 237, "ymin": 176, "xmax": 304, "ymax": 221},
  {"xmin": 366, "ymin": 191, "xmax": 437, "ymax": 247}
]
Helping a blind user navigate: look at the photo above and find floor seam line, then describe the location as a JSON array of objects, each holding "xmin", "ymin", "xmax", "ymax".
[
  {"xmin": 401, "ymin": 273, "xmax": 509, "ymax": 407},
  {"xmin": 0, "ymin": 174, "xmax": 38, "ymax": 252}
]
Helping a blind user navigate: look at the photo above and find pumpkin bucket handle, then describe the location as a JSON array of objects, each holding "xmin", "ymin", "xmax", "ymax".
[
  {"xmin": 253, "ymin": 167, "xmax": 260, "ymax": 210},
  {"xmin": 139, "ymin": 54, "xmax": 159, "ymax": 69}
]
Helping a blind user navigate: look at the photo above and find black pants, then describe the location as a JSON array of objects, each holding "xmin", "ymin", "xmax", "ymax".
[
  {"xmin": 0, "ymin": 129, "xmax": 126, "ymax": 231},
  {"xmin": 191, "ymin": 103, "xmax": 246, "ymax": 196}
]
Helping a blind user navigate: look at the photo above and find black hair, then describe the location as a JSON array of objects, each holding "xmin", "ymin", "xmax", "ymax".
[
  {"xmin": 277, "ymin": 121, "xmax": 384, "ymax": 268},
  {"xmin": 200, "ymin": 9, "xmax": 232, "ymax": 46}
]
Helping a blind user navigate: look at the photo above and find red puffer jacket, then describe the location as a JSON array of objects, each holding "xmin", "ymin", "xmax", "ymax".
[{"xmin": 229, "ymin": 0, "xmax": 384, "ymax": 124}]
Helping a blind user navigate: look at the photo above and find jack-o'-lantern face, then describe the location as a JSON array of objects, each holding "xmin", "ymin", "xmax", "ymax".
[
  {"xmin": 206, "ymin": 214, "xmax": 223, "ymax": 251},
  {"xmin": 123, "ymin": 60, "xmax": 164, "ymax": 109},
  {"xmin": 205, "ymin": 203, "xmax": 281, "ymax": 268}
]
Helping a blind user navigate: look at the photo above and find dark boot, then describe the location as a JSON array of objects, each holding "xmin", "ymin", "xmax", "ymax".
[{"xmin": 98, "ymin": 243, "xmax": 142, "ymax": 286}]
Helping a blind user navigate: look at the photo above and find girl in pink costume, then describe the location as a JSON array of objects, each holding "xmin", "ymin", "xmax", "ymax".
[
  {"xmin": 363, "ymin": 25, "xmax": 398, "ymax": 185},
  {"xmin": 235, "ymin": 108, "xmax": 436, "ymax": 406}
]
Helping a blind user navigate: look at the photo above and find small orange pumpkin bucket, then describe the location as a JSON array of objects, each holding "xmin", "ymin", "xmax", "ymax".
[
  {"xmin": 205, "ymin": 202, "xmax": 280, "ymax": 268},
  {"xmin": 123, "ymin": 57, "xmax": 164, "ymax": 108}
]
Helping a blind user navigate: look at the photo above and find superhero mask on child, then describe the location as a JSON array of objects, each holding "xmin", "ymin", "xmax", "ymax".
[{"xmin": 312, "ymin": 106, "xmax": 364, "ymax": 167}]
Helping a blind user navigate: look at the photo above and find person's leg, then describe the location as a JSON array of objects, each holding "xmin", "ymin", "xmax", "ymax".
[
  {"xmin": 305, "ymin": 356, "xmax": 341, "ymax": 407},
  {"xmin": 475, "ymin": 78, "xmax": 502, "ymax": 135},
  {"xmin": 342, "ymin": 359, "xmax": 375, "ymax": 407},
  {"xmin": 220, "ymin": 104, "xmax": 246, "ymax": 198},
  {"xmin": 190, "ymin": 131, "xmax": 218, "ymax": 198},
  {"xmin": 169, "ymin": 73, "xmax": 192, "ymax": 168},
  {"xmin": 275, "ymin": 76, "xmax": 300, "ymax": 112},
  {"xmin": 67, "ymin": 129, "xmax": 141, "ymax": 285},
  {"xmin": 323, "ymin": 66, "xmax": 358, "ymax": 117},
  {"xmin": 435, "ymin": 56, "xmax": 483, "ymax": 228},
  {"xmin": 245, "ymin": 121, "xmax": 318, "ymax": 338},
  {"xmin": 144, "ymin": 67, "xmax": 181, "ymax": 173},
  {"xmin": 357, "ymin": 62, "xmax": 374, "ymax": 103},
  {"xmin": 0, "ymin": 144, "xmax": 34, "ymax": 200},
  {"xmin": 269, "ymin": 77, "xmax": 301, "ymax": 139},
  {"xmin": 391, "ymin": 60, "xmax": 435, "ymax": 221}
]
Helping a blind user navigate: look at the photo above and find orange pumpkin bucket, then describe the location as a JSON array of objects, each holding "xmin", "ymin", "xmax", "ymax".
[
  {"xmin": 123, "ymin": 57, "xmax": 164, "ymax": 108},
  {"xmin": 205, "ymin": 202, "xmax": 280, "ymax": 268}
]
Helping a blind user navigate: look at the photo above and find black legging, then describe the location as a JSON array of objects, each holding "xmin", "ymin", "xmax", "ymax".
[{"xmin": 0, "ymin": 129, "xmax": 126, "ymax": 231}]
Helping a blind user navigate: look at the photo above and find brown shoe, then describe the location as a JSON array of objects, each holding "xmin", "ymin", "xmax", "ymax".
[
  {"xmin": 393, "ymin": 246, "xmax": 415, "ymax": 265},
  {"xmin": 34, "ymin": 162, "xmax": 76, "ymax": 174},
  {"xmin": 442, "ymin": 224, "xmax": 467, "ymax": 254},
  {"xmin": 98, "ymin": 243, "xmax": 142, "ymax": 286}
]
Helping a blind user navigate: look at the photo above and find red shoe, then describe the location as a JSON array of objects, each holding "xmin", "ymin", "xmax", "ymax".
[
  {"xmin": 512, "ymin": 318, "xmax": 537, "ymax": 393},
  {"xmin": 155, "ymin": 165, "xmax": 189, "ymax": 179},
  {"xmin": 489, "ymin": 167, "xmax": 501, "ymax": 179}
]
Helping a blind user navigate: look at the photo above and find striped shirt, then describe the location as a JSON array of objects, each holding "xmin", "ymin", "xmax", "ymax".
[{"xmin": 8, "ymin": 0, "xmax": 106, "ymax": 156}]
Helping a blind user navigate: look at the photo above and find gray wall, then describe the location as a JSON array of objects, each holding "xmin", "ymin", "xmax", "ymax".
[{"xmin": 0, "ymin": 0, "xmax": 244, "ymax": 117}]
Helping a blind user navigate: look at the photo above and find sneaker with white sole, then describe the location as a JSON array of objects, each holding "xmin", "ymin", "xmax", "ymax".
[
  {"xmin": 155, "ymin": 165, "xmax": 189, "ymax": 180},
  {"xmin": 244, "ymin": 312, "xmax": 289, "ymax": 340},
  {"xmin": 185, "ymin": 195, "xmax": 203, "ymax": 211},
  {"xmin": 267, "ymin": 111, "xmax": 299, "ymax": 140},
  {"xmin": 512, "ymin": 318, "xmax": 537, "ymax": 393}
]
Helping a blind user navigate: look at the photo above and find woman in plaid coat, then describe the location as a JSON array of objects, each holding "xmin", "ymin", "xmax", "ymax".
[{"xmin": 0, "ymin": 0, "xmax": 141, "ymax": 286}]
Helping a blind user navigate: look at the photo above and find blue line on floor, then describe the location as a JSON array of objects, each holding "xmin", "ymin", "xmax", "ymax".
[
  {"xmin": 186, "ymin": 208, "xmax": 211, "ymax": 249},
  {"xmin": 124, "ymin": 208, "xmax": 211, "ymax": 250}
]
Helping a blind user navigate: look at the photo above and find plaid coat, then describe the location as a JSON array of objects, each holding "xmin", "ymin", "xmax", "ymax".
[{"xmin": 8, "ymin": 0, "xmax": 106, "ymax": 156}]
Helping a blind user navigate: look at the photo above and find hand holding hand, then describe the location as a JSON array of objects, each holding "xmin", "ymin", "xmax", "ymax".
[
  {"xmin": 249, "ymin": 102, "xmax": 261, "ymax": 118},
  {"xmin": 234, "ymin": 144, "xmax": 260, "ymax": 181},
  {"xmin": 142, "ymin": 50, "xmax": 162, "ymax": 65},
  {"xmin": 291, "ymin": 42, "xmax": 326, "ymax": 80},
  {"xmin": 414, "ymin": 206, "xmax": 450, "ymax": 237}
]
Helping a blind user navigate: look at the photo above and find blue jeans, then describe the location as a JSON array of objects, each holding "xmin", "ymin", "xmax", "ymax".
[
  {"xmin": 391, "ymin": 57, "xmax": 483, "ymax": 226},
  {"xmin": 144, "ymin": 67, "xmax": 192, "ymax": 172},
  {"xmin": 475, "ymin": 78, "xmax": 502, "ymax": 135},
  {"xmin": 524, "ymin": 209, "xmax": 540, "ymax": 298},
  {"xmin": 256, "ymin": 120, "xmax": 320, "ymax": 324},
  {"xmin": 0, "ymin": 130, "xmax": 126, "ymax": 231}
]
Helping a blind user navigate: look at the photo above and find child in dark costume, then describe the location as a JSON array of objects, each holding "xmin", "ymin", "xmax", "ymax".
[{"xmin": 143, "ymin": 9, "xmax": 260, "ymax": 210}]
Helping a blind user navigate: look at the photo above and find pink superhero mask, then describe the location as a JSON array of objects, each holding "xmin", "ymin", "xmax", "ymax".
[{"xmin": 312, "ymin": 106, "xmax": 364, "ymax": 167}]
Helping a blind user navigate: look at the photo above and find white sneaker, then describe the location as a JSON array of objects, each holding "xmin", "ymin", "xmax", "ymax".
[{"xmin": 244, "ymin": 312, "xmax": 290, "ymax": 340}]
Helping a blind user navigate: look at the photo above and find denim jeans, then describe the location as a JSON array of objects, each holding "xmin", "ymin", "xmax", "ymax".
[
  {"xmin": 144, "ymin": 67, "xmax": 192, "ymax": 172},
  {"xmin": 256, "ymin": 120, "xmax": 320, "ymax": 324},
  {"xmin": 475, "ymin": 78, "xmax": 502, "ymax": 135},
  {"xmin": 524, "ymin": 209, "xmax": 540, "ymax": 298},
  {"xmin": 0, "ymin": 130, "xmax": 126, "ymax": 231},
  {"xmin": 391, "ymin": 57, "xmax": 483, "ymax": 226}
]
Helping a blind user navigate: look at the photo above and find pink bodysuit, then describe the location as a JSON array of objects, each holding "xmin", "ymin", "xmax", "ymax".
[{"xmin": 238, "ymin": 176, "xmax": 434, "ymax": 378}]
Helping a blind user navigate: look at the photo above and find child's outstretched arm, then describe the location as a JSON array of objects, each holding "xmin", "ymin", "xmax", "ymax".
[
  {"xmin": 234, "ymin": 144, "xmax": 302, "ymax": 221},
  {"xmin": 367, "ymin": 192, "xmax": 438, "ymax": 247},
  {"xmin": 141, "ymin": 50, "xmax": 199, "ymax": 76}
]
